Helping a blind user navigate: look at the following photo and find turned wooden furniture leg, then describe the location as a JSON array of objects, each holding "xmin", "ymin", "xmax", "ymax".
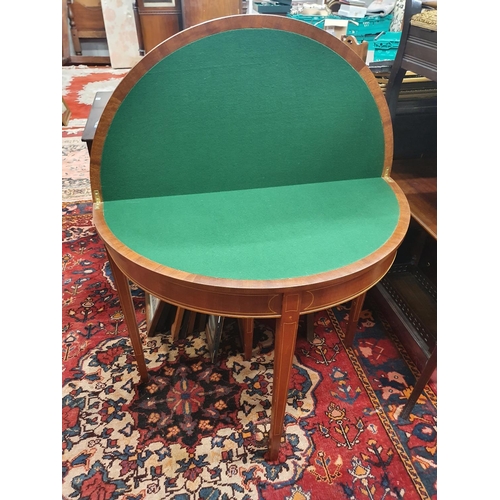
[
  {"xmin": 107, "ymin": 250, "xmax": 149, "ymax": 384},
  {"xmin": 268, "ymin": 293, "xmax": 301, "ymax": 461},
  {"xmin": 400, "ymin": 344, "xmax": 437, "ymax": 420},
  {"xmin": 67, "ymin": 0, "xmax": 83, "ymax": 56},
  {"xmin": 171, "ymin": 307, "xmax": 185, "ymax": 341},
  {"xmin": 344, "ymin": 292, "xmax": 367, "ymax": 347}
]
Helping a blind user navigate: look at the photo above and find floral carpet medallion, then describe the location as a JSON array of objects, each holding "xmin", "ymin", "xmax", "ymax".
[
  {"xmin": 62, "ymin": 322, "xmax": 320, "ymax": 499},
  {"xmin": 62, "ymin": 203, "xmax": 437, "ymax": 500}
]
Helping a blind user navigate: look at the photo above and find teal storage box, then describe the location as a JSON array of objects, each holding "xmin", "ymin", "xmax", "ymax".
[
  {"xmin": 373, "ymin": 32, "xmax": 401, "ymax": 61},
  {"xmin": 256, "ymin": 2, "xmax": 291, "ymax": 13},
  {"xmin": 347, "ymin": 15, "xmax": 393, "ymax": 37},
  {"xmin": 287, "ymin": 13, "xmax": 393, "ymax": 37},
  {"xmin": 287, "ymin": 13, "xmax": 401, "ymax": 61}
]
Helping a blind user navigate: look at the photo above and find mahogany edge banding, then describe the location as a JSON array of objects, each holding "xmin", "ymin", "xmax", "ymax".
[{"xmin": 92, "ymin": 178, "xmax": 409, "ymax": 293}]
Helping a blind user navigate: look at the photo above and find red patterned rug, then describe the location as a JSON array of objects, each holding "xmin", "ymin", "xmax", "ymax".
[
  {"xmin": 62, "ymin": 66, "xmax": 129, "ymax": 135},
  {"xmin": 62, "ymin": 67, "xmax": 437, "ymax": 500},
  {"xmin": 62, "ymin": 66, "xmax": 129, "ymax": 201},
  {"xmin": 62, "ymin": 203, "xmax": 437, "ymax": 500}
]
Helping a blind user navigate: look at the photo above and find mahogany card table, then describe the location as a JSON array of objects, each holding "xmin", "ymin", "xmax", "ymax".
[{"xmin": 90, "ymin": 14, "xmax": 410, "ymax": 461}]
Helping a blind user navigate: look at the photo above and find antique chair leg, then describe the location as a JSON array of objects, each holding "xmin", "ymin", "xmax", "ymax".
[
  {"xmin": 107, "ymin": 250, "xmax": 149, "ymax": 384},
  {"xmin": 400, "ymin": 345, "xmax": 437, "ymax": 420},
  {"xmin": 385, "ymin": 66, "xmax": 406, "ymax": 122},
  {"xmin": 344, "ymin": 292, "xmax": 367, "ymax": 347},
  {"xmin": 67, "ymin": 1, "xmax": 83, "ymax": 56},
  {"xmin": 268, "ymin": 293, "xmax": 301, "ymax": 461}
]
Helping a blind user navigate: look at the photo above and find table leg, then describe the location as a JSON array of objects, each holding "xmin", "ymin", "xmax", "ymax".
[
  {"xmin": 306, "ymin": 313, "xmax": 315, "ymax": 343},
  {"xmin": 241, "ymin": 318, "xmax": 254, "ymax": 361},
  {"xmin": 268, "ymin": 293, "xmax": 301, "ymax": 461},
  {"xmin": 107, "ymin": 250, "xmax": 149, "ymax": 384},
  {"xmin": 344, "ymin": 292, "xmax": 367, "ymax": 347},
  {"xmin": 171, "ymin": 307, "xmax": 185, "ymax": 341},
  {"xmin": 186, "ymin": 311, "xmax": 197, "ymax": 334}
]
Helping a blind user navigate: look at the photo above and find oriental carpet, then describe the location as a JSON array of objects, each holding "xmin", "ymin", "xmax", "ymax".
[
  {"xmin": 62, "ymin": 202, "xmax": 437, "ymax": 500},
  {"xmin": 62, "ymin": 65, "xmax": 130, "ymax": 202},
  {"xmin": 62, "ymin": 65, "xmax": 129, "ymax": 132},
  {"xmin": 62, "ymin": 67, "xmax": 437, "ymax": 500}
]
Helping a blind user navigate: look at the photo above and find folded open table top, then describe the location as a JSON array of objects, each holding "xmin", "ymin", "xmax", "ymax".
[{"xmin": 89, "ymin": 15, "xmax": 410, "ymax": 461}]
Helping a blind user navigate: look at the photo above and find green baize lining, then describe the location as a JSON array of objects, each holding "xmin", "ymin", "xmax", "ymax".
[{"xmin": 103, "ymin": 178, "xmax": 399, "ymax": 280}]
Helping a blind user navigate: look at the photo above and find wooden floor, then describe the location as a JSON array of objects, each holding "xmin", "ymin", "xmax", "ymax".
[{"xmin": 391, "ymin": 157, "xmax": 437, "ymax": 239}]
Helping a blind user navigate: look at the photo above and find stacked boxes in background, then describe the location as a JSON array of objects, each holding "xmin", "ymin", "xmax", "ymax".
[
  {"xmin": 372, "ymin": 31, "xmax": 401, "ymax": 62},
  {"xmin": 254, "ymin": 0, "xmax": 292, "ymax": 14},
  {"xmin": 287, "ymin": 13, "xmax": 401, "ymax": 63}
]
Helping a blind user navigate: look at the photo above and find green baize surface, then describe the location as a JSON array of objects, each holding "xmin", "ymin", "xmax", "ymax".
[
  {"xmin": 100, "ymin": 27, "xmax": 399, "ymax": 280},
  {"xmin": 103, "ymin": 178, "xmax": 399, "ymax": 280}
]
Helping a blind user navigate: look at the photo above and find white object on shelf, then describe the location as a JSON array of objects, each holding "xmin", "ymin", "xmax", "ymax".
[
  {"xmin": 338, "ymin": 5, "xmax": 368, "ymax": 18},
  {"xmin": 324, "ymin": 19, "xmax": 349, "ymax": 39},
  {"xmin": 247, "ymin": 1, "xmax": 259, "ymax": 14}
]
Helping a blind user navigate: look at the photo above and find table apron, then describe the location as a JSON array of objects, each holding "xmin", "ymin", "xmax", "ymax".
[{"xmin": 106, "ymin": 245, "xmax": 397, "ymax": 318}]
